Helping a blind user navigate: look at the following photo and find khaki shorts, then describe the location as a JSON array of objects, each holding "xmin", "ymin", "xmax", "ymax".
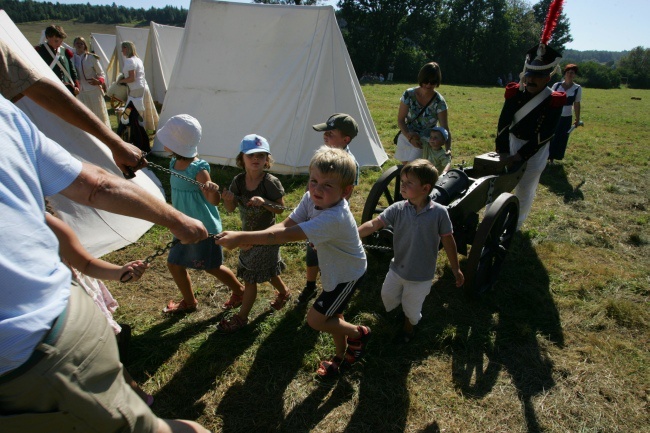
[{"xmin": 0, "ymin": 282, "xmax": 158, "ymax": 433}]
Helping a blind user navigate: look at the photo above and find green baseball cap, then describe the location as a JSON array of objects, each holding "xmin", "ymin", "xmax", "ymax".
[{"xmin": 312, "ymin": 113, "xmax": 358, "ymax": 139}]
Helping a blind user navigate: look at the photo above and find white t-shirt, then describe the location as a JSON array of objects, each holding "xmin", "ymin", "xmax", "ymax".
[{"xmin": 289, "ymin": 192, "xmax": 366, "ymax": 291}]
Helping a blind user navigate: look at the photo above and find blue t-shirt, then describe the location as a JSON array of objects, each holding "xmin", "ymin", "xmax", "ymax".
[
  {"xmin": 169, "ymin": 158, "xmax": 222, "ymax": 234},
  {"xmin": 0, "ymin": 95, "xmax": 82, "ymax": 374}
]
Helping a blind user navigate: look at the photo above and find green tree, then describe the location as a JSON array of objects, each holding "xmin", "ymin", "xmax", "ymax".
[
  {"xmin": 617, "ymin": 46, "xmax": 650, "ymax": 89},
  {"xmin": 572, "ymin": 60, "xmax": 620, "ymax": 89}
]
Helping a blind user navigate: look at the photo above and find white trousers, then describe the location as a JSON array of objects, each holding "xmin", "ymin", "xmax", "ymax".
[
  {"xmin": 510, "ymin": 135, "xmax": 549, "ymax": 229},
  {"xmin": 381, "ymin": 269, "xmax": 432, "ymax": 326}
]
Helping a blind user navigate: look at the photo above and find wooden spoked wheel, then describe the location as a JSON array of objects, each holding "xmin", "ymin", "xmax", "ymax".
[
  {"xmin": 464, "ymin": 193, "xmax": 519, "ymax": 295},
  {"xmin": 360, "ymin": 165, "xmax": 403, "ymax": 251}
]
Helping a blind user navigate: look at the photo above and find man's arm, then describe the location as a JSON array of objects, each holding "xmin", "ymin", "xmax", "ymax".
[
  {"xmin": 22, "ymin": 77, "xmax": 145, "ymax": 177},
  {"xmin": 59, "ymin": 162, "xmax": 207, "ymax": 243}
]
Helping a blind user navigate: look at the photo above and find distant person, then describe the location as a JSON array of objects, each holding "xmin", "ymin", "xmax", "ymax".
[
  {"xmin": 495, "ymin": 43, "xmax": 566, "ymax": 229},
  {"xmin": 395, "ymin": 62, "xmax": 451, "ymax": 165},
  {"xmin": 497, "ymin": 76, "xmax": 503, "ymax": 87},
  {"xmin": 379, "ymin": 73, "xmax": 385, "ymax": 82},
  {"xmin": 34, "ymin": 25, "xmax": 80, "ymax": 95},
  {"xmin": 549, "ymin": 64, "xmax": 582, "ymax": 163},
  {"xmin": 218, "ymin": 134, "xmax": 290, "ymax": 333},
  {"xmin": 358, "ymin": 159, "xmax": 464, "ymax": 343},
  {"xmin": 296, "ymin": 113, "xmax": 360, "ymax": 305},
  {"xmin": 0, "ymin": 92, "xmax": 210, "ymax": 433},
  {"xmin": 1, "ymin": 37, "xmax": 145, "ymax": 177},
  {"xmin": 116, "ymin": 41, "xmax": 150, "ymax": 152},
  {"xmin": 423, "ymin": 126, "xmax": 451, "ymax": 175},
  {"xmin": 72, "ymin": 36, "xmax": 111, "ymax": 129},
  {"xmin": 387, "ymin": 64, "xmax": 395, "ymax": 81},
  {"xmin": 216, "ymin": 146, "xmax": 371, "ymax": 379},
  {"xmin": 155, "ymin": 114, "xmax": 244, "ymax": 314}
]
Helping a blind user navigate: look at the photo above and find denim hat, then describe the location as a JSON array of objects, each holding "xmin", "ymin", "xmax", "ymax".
[
  {"xmin": 156, "ymin": 114, "xmax": 202, "ymax": 158},
  {"xmin": 240, "ymin": 134, "xmax": 271, "ymax": 155},
  {"xmin": 431, "ymin": 126, "xmax": 449, "ymax": 141},
  {"xmin": 312, "ymin": 113, "xmax": 358, "ymax": 139}
]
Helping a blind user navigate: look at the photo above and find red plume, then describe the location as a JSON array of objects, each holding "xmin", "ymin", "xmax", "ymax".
[{"xmin": 540, "ymin": 0, "xmax": 565, "ymax": 45}]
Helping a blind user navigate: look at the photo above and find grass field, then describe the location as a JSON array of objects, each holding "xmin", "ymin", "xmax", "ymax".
[
  {"xmin": 100, "ymin": 83, "xmax": 649, "ymax": 433},
  {"xmin": 15, "ymin": 18, "xmax": 649, "ymax": 431}
]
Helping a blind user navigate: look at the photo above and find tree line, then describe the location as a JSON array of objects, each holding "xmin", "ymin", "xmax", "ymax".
[{"xmin": 3, "ymin": 0, "xmax": 648, "ymax": 89}]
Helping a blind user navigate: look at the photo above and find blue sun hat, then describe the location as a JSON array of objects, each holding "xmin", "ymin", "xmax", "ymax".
[{"xmin": 431, "ymin": 126, "xmax": 449, "ymax": 141}]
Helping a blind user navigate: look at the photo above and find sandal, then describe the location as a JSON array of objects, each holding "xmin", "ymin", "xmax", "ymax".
[
  {"xmin": 162, "ymin": 299, "xmax": 198, "ymax": 314},
  {"xmin": 222, "ymin": 293, "xmax": 243, "ymax": 310},
  {"xmin": 270, "ymin": 291, "xmax": 291, "ymax": 310},
  {"xmin": 344, "ymin": 326, "xmax": 372, "ymax": 365},
  {"xmin": 316, "ymin": 355, "xmax": 345, "ymax": 378},
  {"xmin": 216, "ymin": 315, "xmax": 248, "ymax": 333}
]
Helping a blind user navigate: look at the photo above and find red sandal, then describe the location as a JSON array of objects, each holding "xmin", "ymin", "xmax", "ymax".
[
  {"xmin": 344, "ymin": 325, "xmax": 372, "ymax": 365},
  {"xmin": 222, "ymin": 293, "xmax": 243, "ymax": 310},
  {"xmin": 316, "ymin": 355, "xmax": 346, "ymax": 378},
  {"xmin": 216, "ymin": 315, "xmax": 248, "ymax": 333},
  {"xmin": 270, "ymin": 291, "xmax": 291, "ymax": 310},
  {"xmin": 162, "ymin": 299, "xmax": 198, "ymax": 314}
]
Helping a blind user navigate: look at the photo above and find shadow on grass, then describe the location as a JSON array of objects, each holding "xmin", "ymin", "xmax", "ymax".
[
  {"xmin": 141, "ymin": 311, "xmax": 272, "ymax": 420},
  {"xmin": 540, "ymin": 162, "xmax": 585, "ymax": 203},
  {"xmin": 450, "ymin": 232, "xmax": 564, "ymax": 433},
  {"xmin": 215, "ymin": 304, "xmax": 322, "ymax": 432}
]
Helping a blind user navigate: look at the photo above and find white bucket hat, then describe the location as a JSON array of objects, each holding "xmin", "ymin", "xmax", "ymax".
[{"xmin": 155, "ymin": 114, "xmax": 202, "ymax": 158}]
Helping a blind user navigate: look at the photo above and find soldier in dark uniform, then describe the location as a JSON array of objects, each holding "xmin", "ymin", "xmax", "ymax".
[
  {"xmin": 495, "ymin": 43, "xmax": 567, "ymax": 229},
  {"xmin": 34, "ymin": 25, "xmax": 80, "ymax": 95}
]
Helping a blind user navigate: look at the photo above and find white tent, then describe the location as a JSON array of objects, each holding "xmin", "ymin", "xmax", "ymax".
[
  {"xmin": 0, "ymin": 11, "xmax": 164, "ymax": 257},
  {"xmin": 90, "ymin": 32, "xmax": 116, "ymax": 85},
  {"xmin": 156, "ymin": 0, "xmax": 387, "ymax": 174},
  {"xmin": 144, "ymin": 22, "xmax": 184, "ymax": 104}
]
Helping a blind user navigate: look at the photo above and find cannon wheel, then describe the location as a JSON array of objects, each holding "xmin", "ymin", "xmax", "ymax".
[
  {"xmin": 464, "ymin": 193, "xmax": 519, "ymax": 295},
  {"xmin": 361, "ymin": 165, "xmax": 402, "ymax": 223}
]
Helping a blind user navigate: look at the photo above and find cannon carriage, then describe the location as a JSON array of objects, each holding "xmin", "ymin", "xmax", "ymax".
[{"xmin": 361, "ymin": 152, "xmax": 527, "ymax": 294}]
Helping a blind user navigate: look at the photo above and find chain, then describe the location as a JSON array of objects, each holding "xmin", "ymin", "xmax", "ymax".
[{"xmin": 145, "ymin": 160, "xmax": 293, "ymax": 211}]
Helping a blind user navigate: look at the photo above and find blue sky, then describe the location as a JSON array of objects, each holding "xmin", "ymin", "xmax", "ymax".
[{"xmin": 51, "ymin": 0, "xmax": 650, "ymax": 52}]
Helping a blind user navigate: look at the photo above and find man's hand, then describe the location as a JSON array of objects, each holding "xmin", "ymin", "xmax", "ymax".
[
  {"xmin": 111, "ymin": 141, "xmax": 148, "ymax": 179},
  {"xmin": 169, "ymin": 215, "xmax": 208, "ymax": 244}
]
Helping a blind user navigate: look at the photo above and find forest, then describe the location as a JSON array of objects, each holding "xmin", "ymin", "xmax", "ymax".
[{"xmin": 3, "ymin": 0, "xmax": 648, "ymax": 88}]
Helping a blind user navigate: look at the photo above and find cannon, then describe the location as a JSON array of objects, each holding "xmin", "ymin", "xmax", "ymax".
[{"xmin": 361, "ymin": 152, "xmax": 527, "ymax": 295}]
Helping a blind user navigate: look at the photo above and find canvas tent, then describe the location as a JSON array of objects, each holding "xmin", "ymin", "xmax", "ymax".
[
  {"xmin": 0, "ymin": 11, "xmax": 164, "ymax": 257},
  {"xmin": 144, "ymin": 22, "xmax": 184, "ymax": 104},
  {"xmin": 90, "ymin": 32, "xmax": 116, "ymax": 85},
  {"xmin": 156, "ymin": 0, "xmax": 387, "ymax": 174}
]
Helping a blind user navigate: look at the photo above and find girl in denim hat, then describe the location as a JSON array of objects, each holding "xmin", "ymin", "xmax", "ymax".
[
  {"xmin": 155, "ymin": 114, "xmax": 244, "ymax": 314},
  {"xmin": 217, "ymin": 134, "xmax": 290, "ymax": 332}
]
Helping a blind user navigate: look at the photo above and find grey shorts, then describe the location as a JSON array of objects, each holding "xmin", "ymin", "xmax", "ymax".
[{"xmin": 0, "ymin": 282, "xmax": 158, "ymax": 433}]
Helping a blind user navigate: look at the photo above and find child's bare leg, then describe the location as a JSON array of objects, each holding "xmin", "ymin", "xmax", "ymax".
[
  {"xmin": 403, "ymin": 316, "xmax": 414, "ymax": 334},
  {"xmin": 237, "ymin": 282, "xmax": 257, "ymax": 320},
  {"xmin": 207, "ymin": 265, "xmax": 244, "ymax": 296},
  {"xmin": 270, "ymin": 275, "xmax": 289, "ymax": 296},
  {"xmin": 167, "ymin": 263, "xmax": 196, "ymax": 305},
  {"xmin": 306, "ymin": 265, "xmax": 318, "ymax": 284},
  {"xmin": 123, "ymin": 368, "xmax": 149, "ymax": 403},
  {"xmin": 307, "ymin": 309, "xmax": 360, "ymax": 358}
]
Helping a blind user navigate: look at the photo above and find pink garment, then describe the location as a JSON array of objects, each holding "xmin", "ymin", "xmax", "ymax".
[{"xmin": 70, "ymin": 267, "xmax": 122, "ymax": 335}]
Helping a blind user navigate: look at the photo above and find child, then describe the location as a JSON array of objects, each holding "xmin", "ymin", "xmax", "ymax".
[
  {"xmin": 155, "ymin": 114, "xmax": 244, "ymax": 314},
  {"xmin": 217, "ymin": 134, "xmax": 291, "ymax": 332},
  {"xmin": 216, "ymin": 146, "xmax": 370, "ymax": 378},
  {"xmin": 45, "ymin": 212, "xmax": 153, "ymax": 406},
  {"xmin": 358, "ymin": 159, "xmax": 464, "ymax": 343},
  {"xmin": 423, "ymin": 126, "xmax": 451, "ymax": 175},
  {"xmin": 296, "ymin": 113, "xmax": 360, "ymax": 305}
]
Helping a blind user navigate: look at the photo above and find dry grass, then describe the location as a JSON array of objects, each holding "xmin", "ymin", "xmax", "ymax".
[{"xmin": 97, "ymin": 83, "xmax": 649, "ymax": 433}]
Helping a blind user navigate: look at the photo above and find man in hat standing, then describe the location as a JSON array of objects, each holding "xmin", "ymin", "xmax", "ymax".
[{"xmin": 495, "ymin": 43, "xmax": 566, "ymax": 230}]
